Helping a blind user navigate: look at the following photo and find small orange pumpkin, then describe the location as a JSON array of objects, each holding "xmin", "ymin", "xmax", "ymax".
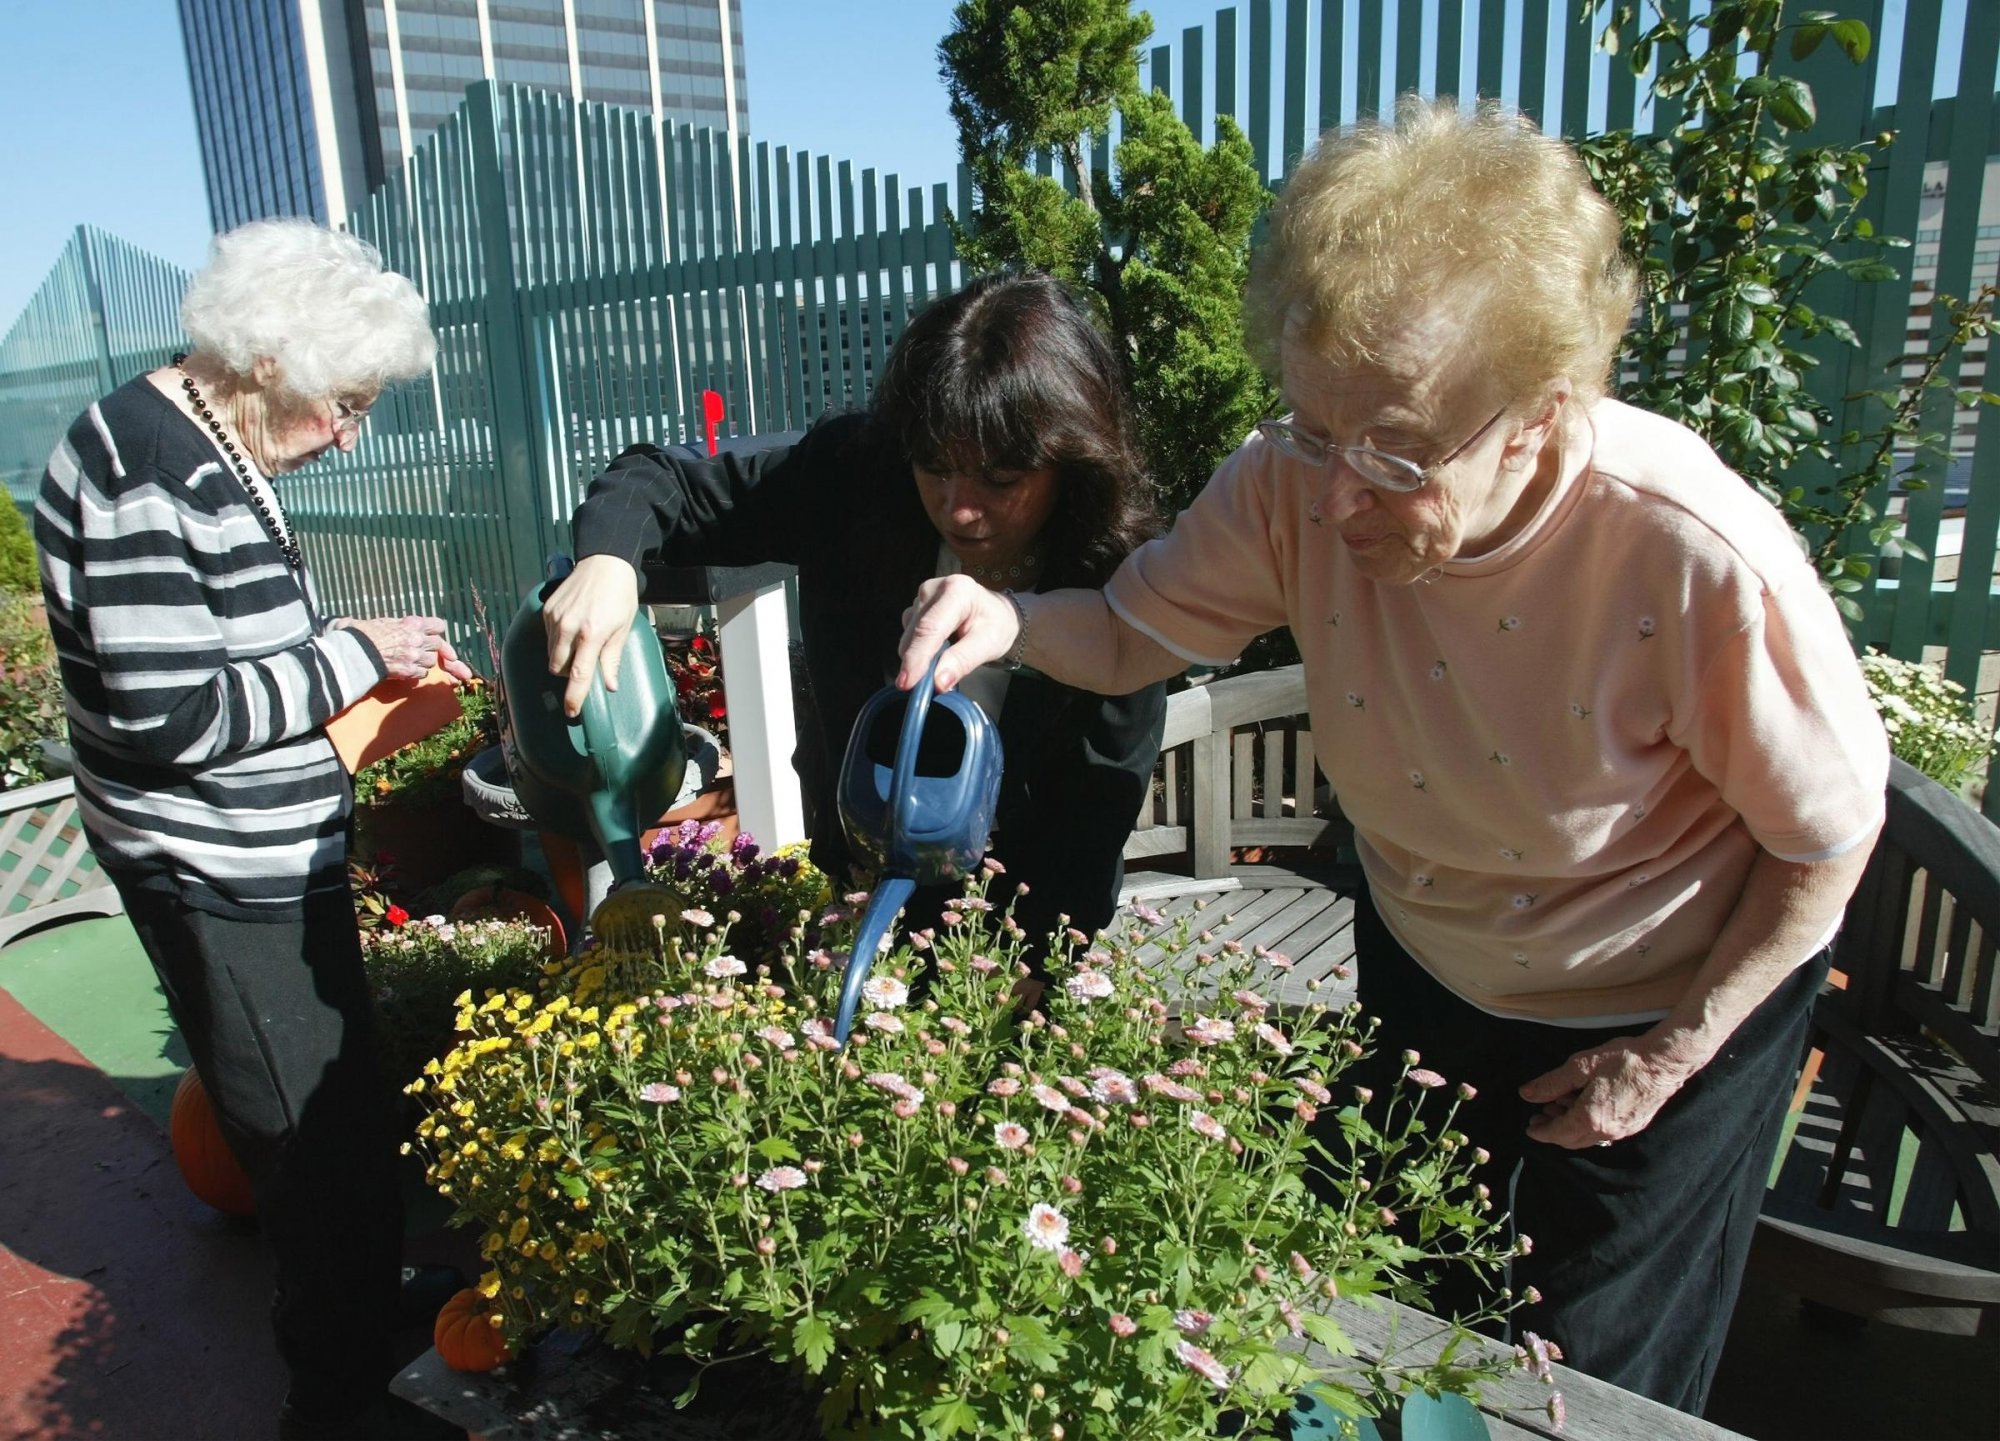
[
  {"xmin": 169, "ymin": 1066, "xmax": 256, "ymax": 1216},
  {"xmin": 434, "ymin": 1286, "xmax": 512, "ymax": 1372}
]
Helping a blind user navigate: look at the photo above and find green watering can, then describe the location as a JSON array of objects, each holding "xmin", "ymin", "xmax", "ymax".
[{"xmin": 500, "ymin": 556, "xmax": 689, "ymax": 946}]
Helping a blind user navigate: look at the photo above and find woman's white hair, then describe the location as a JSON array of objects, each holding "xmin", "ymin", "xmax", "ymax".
[{"xmin": 179, "ymin": 220, "xmax": 436, "ymax": 399}]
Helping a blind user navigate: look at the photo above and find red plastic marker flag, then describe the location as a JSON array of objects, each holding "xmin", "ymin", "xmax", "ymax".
[{"xmin": 702, "ymin": 389, "xmax": 725, "ymax": 456}]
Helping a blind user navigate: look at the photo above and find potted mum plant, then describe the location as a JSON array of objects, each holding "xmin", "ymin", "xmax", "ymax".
[
  {"xmin": 352, "ymin": 677, "xmax": 518, "ymax": 891},
  {"xmin": 412, "ymin": 855, "xmax": 1529, "ymax": 1439}
]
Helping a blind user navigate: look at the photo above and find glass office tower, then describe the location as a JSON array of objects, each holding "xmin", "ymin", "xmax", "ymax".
[{"xmin": 180, "ymin": 0, "xmax": 750, "ymax": 232}]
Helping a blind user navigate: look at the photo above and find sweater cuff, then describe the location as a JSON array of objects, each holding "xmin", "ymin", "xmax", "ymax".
[{"xmin": 322, "ymin": 625, "xmax": 390, "ymax": 709}]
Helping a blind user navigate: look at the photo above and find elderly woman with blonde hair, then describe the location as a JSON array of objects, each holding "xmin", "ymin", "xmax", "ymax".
[
  {"xmin": 899, "ymin": 100, "xmax": 1888, "ymax": 1411},
  {"xmin": 37, "ymin": 220, "xmax": 466, "ymax": 1440}
]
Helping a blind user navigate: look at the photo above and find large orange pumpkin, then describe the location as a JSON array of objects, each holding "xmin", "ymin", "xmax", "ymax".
[
  {"xmin": 168, "ymin": 1066, "xmax": 256, "ymax": 1216},
  {"xmin": 434, "ymin": 1287, "xmax": 512, "ymax": 1372}
]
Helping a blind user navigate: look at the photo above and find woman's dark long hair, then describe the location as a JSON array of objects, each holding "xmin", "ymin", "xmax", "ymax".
[{"xmin": 870, "ymin": 272, "xmax": 1159, "ymax": 588}]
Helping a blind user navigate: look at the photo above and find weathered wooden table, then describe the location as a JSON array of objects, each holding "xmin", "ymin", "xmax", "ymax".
[{"xmin": 394, "ymin": 1291, "xmax": 1746, "ymax": 1440}]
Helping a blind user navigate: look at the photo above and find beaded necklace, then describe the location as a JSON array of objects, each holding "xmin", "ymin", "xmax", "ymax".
[{"xmin": 172, "ymin": 354, "xmax": 303, "ymax": 570}]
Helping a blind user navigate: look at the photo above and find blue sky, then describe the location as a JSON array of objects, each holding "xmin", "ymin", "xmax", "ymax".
[{"xmin": 0, "ymin": 0, "xmax": 1964, "ymax": 325}]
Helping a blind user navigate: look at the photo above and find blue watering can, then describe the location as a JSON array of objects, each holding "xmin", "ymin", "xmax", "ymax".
[{"xmin": 832, "ymin": 655, "xmax": 1004, "ymax": 1043}]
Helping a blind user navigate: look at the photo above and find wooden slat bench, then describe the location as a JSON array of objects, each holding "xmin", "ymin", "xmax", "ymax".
[
  {"xmin": 1752, "ymin": 757, "xmax": 2000, "ymax": 1331},
  {"xmin": 1119, "ymin": 664, "xmax": 1359, "ymax": 1005}
]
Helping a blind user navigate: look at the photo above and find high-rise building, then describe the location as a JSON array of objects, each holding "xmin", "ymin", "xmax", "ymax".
[{"xmin": 179, "ymin": 0, "xmax": 750, "ymax": 233}]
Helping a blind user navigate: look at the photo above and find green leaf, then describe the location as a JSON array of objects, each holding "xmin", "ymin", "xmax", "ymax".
[
  {"xmin": 794, "ymin": 1313, "xmax": 835, "ymax": 1374},
  {"xmin": 1769, "ymin": 77, "xmax": 1818, "ymax": 131},
  {"xmin": 918, "ymin": 1396, "xmax": 980, "ymax": 1436},
  {"xmin": 1300, "ymin": 1311, "xmax": 1357, "ymax": 1356},
  {"xmin": 1789, "ymin": 21, "xmax": 1827, "ymax": 61},
  {"xmin": 1831, "ymin": 18, "xmax": 1871, "ymax": 63},
  {"xmin": 1001, "ymin": 1313, "xmax": 1065, "ymax": 1372},
  {"xmin": 752, "ymin": 1135, "xmax": 801, "ymax": 1162},
  {"xmin": 1239, "ymin": 1346, "xmax": 1319, "ymax": 1399}
]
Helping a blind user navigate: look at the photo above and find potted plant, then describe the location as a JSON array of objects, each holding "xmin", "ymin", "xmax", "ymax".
[
  {"xmin": 412, "ymin": 853, "xmax": 1527, "ymax": 1438},
  {"xmin": 352, "ymin": 678, "xmax": 518, "ymax": 892},
  {"xmin": 360, "ymin": 902, "xmax": 557, "ymax": 1094}
]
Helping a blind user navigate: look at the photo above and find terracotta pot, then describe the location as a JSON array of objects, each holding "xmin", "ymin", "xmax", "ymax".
[{"xmin": 447, "ymin": 885, "xmax": 568, "ymax": 960}]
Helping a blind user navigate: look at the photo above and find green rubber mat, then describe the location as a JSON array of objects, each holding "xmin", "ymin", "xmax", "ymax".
[{"xmin": 0, "ymin": 914, "xmax": 186, "ymax": 1129}]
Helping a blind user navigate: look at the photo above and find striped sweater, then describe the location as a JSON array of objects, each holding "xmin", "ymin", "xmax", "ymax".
[{"xmin": 34, "ymin": 377, "xmax": 387, "ymax": 920}]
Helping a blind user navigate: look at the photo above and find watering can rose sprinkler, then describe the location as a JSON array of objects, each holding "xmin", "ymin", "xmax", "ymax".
[
  {"xmin": 833, "ymin": 655, "xmax": 1004, "ymax": 1044},
  {"xmin": 500, "ymin": 556, "xmax": 692, "ymax": 950}
]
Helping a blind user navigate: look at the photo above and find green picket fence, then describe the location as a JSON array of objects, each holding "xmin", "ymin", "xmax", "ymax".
[{"xmin": 3, "ymin": 0, "xmax": 1998, "ymax": 799}]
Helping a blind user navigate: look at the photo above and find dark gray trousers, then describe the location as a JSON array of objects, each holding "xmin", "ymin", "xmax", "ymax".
[
  {"xmin": 1342, "ymin": 888, "xmax": 1822, "ymax": 1415},
  {"xmin": 123, "ymin": 884, "xmax": 403, "ymax": 1411}
]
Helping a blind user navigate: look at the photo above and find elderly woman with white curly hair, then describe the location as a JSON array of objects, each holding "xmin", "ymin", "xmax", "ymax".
[
  {"xmin": 900, "ymin": 100, "xmax": 1890, "ymax": 1412},
  {"xmin": 36, "ymin": 219, "xmax": 467, "ymax": 1440}
]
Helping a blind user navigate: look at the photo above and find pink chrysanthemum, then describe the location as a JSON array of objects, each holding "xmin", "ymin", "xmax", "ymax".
[
  {"xmin": 1109, "ymin": 1312, "xmax": 1137, "ymax": 1338},
  {"xmin": 638, "ymin": 1082, "xmax": 680, "ymax": 1103},
  {"xmin": 681, "ymin": 907, "xmax": 714, "ymax": 928},
  {"xmin": 1187, "ymin": 1111, "xmax": 1227, "ymax": 1142},
  {"xmin": 1089, "ymin": 1070, "xmax": 1138, "ymax": 1106},
  {"xmin": 1023, "ymin": 1202, "xmax": 1069, "ymax": 1253},
  {"xmin": 994, "ymin": 1121, "xmax": 1029, "ymax": 1150},
  {"xmin": 861, "ymin": 975, "xmax": 908, "ymax": 1009},
  {"xmin": 1173, "ymin": 1308, "xmax": 1213, "ymax": 1336},
  {"xmin": 1175, "ymin": 1340, "xmax": 1231, "ymax": 1389},
  {"xmin": 1064, "ymin": 970, "xmax": 1115, "ymax": 1002},
  {"xmin": 756, "ymin": 1166, "xmax": 807, "ymax": 1192},
  {"xmin": 1406, "ymin": 1067, "xmax": 1447, "ymax": 1088},
  {"xmin": 1030, "ymin": 1083, "xmax": 1070, "ymax": 1113},
  {"xmin": 1254, "ymin": 1022, "xmax": 1294, "ymax": 1055},
  {"xmin": 1184, "ymin": 1015, "xmax": 1236, "ymax": 1046},
  {"xmin": 704, "ymin": 954, "xmax": 747, "ymax": 978}
]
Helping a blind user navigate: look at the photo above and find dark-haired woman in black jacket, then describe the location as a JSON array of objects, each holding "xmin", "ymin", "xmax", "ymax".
[{"xmin": 544, "ymin": 272, "xmax": 1169, "ymax": 959}]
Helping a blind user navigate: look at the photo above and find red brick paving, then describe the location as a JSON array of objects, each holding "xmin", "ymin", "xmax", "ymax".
[{"xmin": 0, "ymin": 986, "xmax": 282, "ymax": 1440}]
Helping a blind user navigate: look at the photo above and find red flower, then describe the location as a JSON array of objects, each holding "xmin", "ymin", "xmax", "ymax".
[
  {"xmin": 690, "ymin": 634, "xmax": 713, "ymax": 656},
  {"xmin": 386, "ymin": 904, "xmax": 410, "ymax": 927},
  {"xmin": 707, "ymin": 694, "xmax": 727, "ymax": 721}
]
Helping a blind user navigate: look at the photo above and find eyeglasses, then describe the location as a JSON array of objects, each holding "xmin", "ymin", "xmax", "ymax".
[
  {"xmin": 1256, "ymin": 408, "xmax": 1507, "ymax": 493},
  {"xmin": 329, "ymin": 397, "xmax": 373, "ymax": 436}
]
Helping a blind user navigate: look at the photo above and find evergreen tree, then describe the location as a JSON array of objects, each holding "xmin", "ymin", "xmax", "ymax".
[{"xmin": 940, "ymin": 0, "xmax": 1271, "ymax": 509}]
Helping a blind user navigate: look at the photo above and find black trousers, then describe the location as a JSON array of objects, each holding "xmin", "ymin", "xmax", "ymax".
[
  {"xmin": 1339, "ymin": 889, "xmax": 1823, "ymax": 1415},
  {"xmin": 123, "ymin": 884, "xmax": 403, "ymax": 1411}
]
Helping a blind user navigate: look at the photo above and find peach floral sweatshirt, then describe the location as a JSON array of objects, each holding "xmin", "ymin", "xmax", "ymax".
[{"xmin": 1106, "ymin": 397, "xmax": 1888, "ymax": 1023}]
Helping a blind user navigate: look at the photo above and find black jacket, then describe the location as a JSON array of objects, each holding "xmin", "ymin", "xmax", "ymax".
[{"xmin": 570, "ymin": 413, "xmax": 1168, "ymax": 950}]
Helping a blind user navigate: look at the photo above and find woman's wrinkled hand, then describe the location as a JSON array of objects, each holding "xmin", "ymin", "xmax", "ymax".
[
  {"xmin": 543, "ymin": 554, "xmax": 642, "ymax": 717},
  {"xmin": 345, "ymin": 614, "xmax": 471, "ymax": 682},
  {"xmin": 1518, "ymin": 1033, "xmax": 1703, "ymax": 1149},
  {"xmin": 896, "ymin": 574, "xmax": 1018, "ymax": 692}
]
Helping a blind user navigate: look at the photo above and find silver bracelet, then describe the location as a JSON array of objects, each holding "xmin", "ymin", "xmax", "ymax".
[{"xmin": 1000, "ymin": 589, "xmax": 1030, "ymax": 672}]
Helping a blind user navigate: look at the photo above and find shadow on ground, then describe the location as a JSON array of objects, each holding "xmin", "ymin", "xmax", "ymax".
[{"xmin": 0, "ymin": 1043, "xmax": 282, "ymax": 1441}]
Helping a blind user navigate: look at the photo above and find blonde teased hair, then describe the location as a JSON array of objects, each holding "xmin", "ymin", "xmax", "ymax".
[{"xmin": 1246, "ymin": 97, "xmax": 1636, "ymax": 410}]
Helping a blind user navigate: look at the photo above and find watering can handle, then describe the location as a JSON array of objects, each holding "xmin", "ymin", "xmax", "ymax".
[{"xmin": 887, "ymin": 653, "xmax": 941, "ymax": 844}]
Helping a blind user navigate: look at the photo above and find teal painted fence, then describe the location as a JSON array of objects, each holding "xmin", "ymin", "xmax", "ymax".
[{"xmin": 4, "ymin": 0, "xmax": 1999, "ymax": 794}]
